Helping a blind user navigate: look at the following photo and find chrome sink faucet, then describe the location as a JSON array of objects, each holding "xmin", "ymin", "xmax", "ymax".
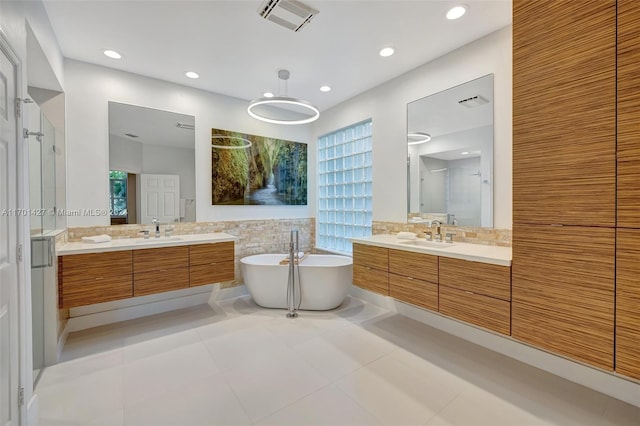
[
  {"xmin": 152, "ymin": 218, "xmax": 160, "ymax": 238},
  {"xmin": 431, "ymin": 220, "xmax": 442, "ymax": 242}
]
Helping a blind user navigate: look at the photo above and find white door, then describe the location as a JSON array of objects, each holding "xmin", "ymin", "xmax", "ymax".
[
  {"xmin": 0, "ymin": 37, "xmax": 21, "ymax": 426},
  {"xmin": 139, "ymin": 174, "xmax": 180, "ymax": 224}
]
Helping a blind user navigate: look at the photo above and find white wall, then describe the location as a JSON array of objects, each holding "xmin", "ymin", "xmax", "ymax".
[
  {"xmin": 64, "ymin": 60, "xmax": 313, "ymax": 226},
  {"xmin": 312, "ymin": 26, "xmax": 512, "ymax": 229}
]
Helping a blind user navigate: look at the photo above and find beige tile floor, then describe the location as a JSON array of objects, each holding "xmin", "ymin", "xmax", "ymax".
[{"xmin": 36, "ymin": 295, "xmax": 640, "ymax": 426}]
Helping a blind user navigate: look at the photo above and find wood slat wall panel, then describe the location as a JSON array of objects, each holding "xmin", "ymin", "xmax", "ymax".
[
  {"xmin": 61, "ymin": 275, "xmax": 133, "ymax": 308},
  {"xmin": 352, "ymin": 243, "xmax": 389, "ymax": 270},
  {"xmin": 133, "ymin": 246, "xmax": 189, "ymax": 273},
  {"xmin": 190, "ymin": 262, "xmax": 235, "ymax": 287},
  {"xmin": 353, "ymin": 264, "xmax": 389, "ymax": 296},
  {"xmin": 439, "ymin": 257, "xmax": 511, "ymax": 301},
  {"xmin": 616, "ymin": 229, "xmax": 640, "ymax": 379},
  {"xmin": 512, "ymin": 301, "xmax": 613, "ymax": 370},
  {"xmin": 439, "ymin": 286, "xmax": 510, "ymax": 336},
  {"xmin": 512, "ymin": 225, "xmax": 615, "ymax": 318},
  {"xmin": 389, "ymin": 274, "xmax": 438, "ymax": 312},
  {"xmin": 512, "ymin": 224, "xmax": 614, "ymax": 370},
  {"xmin": 60, "ymin": 251, "xmax": 132, "ymax": 280},
  {"xmin": 618, "ymin": 0, "xmax": 640, "ymax": 227},
  {"xmin": 189, "ymin": 242, "xmax": 234, "ymax": 266},
  {"xmin": 513, "ymin": 0, "xmax": 616, "ymax": 226},
  {"xmin": 388, "ymin": 249, "xmax": 438, "ymax": 283},
  {"xmin": 134, "ymin": 267, "xmax": 189, "ymax": 297}
]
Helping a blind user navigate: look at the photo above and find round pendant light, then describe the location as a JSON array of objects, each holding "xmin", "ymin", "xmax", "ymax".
[
  {"xmin": 407, "ymin": 132, "xmax": 432, "ymax": 145},
  {"xmin": 247, "ymin": 70, "xmax": 320, "ymax": 125}
]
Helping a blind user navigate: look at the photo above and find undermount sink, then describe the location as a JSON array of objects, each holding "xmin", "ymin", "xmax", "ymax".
[
  {"xmin": 134, "ymin": 236, "xmax": 184, "ymax": 244},
  {"xmin": 400, "ymin": 239, "xmax": 456, "ymax": 248}
]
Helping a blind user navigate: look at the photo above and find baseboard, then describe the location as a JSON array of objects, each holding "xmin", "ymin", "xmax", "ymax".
[
  {"xmin": 349, "ymin": 286, "xmax": 640, "ymax": 408},
  {"xmin": 208, "ymin": 284, "xmax": 248, "ymax": 304}
]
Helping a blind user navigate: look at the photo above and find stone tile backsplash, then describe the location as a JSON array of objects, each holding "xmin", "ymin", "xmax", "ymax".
[{"xmin": 373, "ymin": 221, "xmax": 511, "ymax": 247}]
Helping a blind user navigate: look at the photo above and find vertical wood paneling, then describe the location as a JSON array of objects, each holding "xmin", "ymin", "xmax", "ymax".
[
  {"xmin": 513, "ymin": 0, "xmax": 616, "ymax": 226},
  {"xmin": 618, "ymin": 0, "xmax": 640, "ymax": 227},
  {"xmin": 511, "ymin": 225, "xmax": 615, "ymax": 370},
  {"xmin": 616, "ymin": 229, "xmax": 640, "ymax": 379}
]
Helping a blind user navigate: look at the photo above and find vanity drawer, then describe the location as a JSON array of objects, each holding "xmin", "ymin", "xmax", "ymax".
[
  {"xmin": 134, "ymin": 246, "xmax": 189, "ymax": 273},
  {"xmin": 439, "ymin": 257, "xmax": 511, "ymax": 301},
  {"xmin": 190, "ymin": 262, "xmax": 235, "ymax": 287},
  {"xmin": 353, "ymin": 243, "xmax": 389, "ymax": 270},
  {"xmin": 60, "ymin": 250, "xmax": 132, "ymax": 281},
  {"xmin": 439, "ymin": 286, "xmax": 511, "ymax": 335},
  {"xmin": 389, "ymin": 273, "xmax": 437, "ymax": 311},
  {"xmin": 134, "ymin": 266, "xmax": 189, "ymax": 296},
  {"xmin": 353, "ymin": 264, "xmax": 389, "ymax": 296},
  {"xmin": 60, "ymin": 274, "xmax": 133, "ymax": 308},
  {"xmin": 189, "ymin": 242, "xmax": 234, "ymax": 266},
  {"xmin": 389, "ymin": 249, "xmax": 438, "ymax": 283}
]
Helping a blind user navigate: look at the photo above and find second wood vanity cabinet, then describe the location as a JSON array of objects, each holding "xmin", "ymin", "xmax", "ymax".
[
  {"xmin": 352, "ymin": 243, "xmax": 389, "ymax": 296},
  {"xmin": 388, "ymin": 249, "xmax": 438, "ymax": 311},
  {"xmin": 133, "ymin": 246, "xmax": 189, "ymax": 296},
  {"xmin": 58, "ymin": 239, "xmax": 236, "ymax": 308},
  {"xmin": 439, "ymin": 257, "xmax": 511, "ymax": 335},
  {"xmin": 58, "ymin": 250, "xmax": 133, "ymax": 308},
  {"xmin": 189, "ymin": 242, "xmax": 235, "ymax": 287}
]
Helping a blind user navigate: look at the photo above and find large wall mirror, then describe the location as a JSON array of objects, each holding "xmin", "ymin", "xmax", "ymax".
[
  {"xmin": 108, "ymin": 102, "xmax": 196, "ymax": 225},
  {"xmin": 407, "ymin": 74, "xmax": 493, "ymax": 227}
]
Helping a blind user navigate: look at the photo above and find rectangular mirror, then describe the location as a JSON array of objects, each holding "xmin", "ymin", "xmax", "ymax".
[
  {"xmin": 407, "ymin": 74, "xmax": 493, "ymax": 227},
  {"xmin": 108, "ymin": 102, "xmax": 196, "ymax": 225}
]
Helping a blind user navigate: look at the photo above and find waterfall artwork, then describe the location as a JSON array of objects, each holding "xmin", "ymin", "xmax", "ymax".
[{"xmin": 211, "ymin": 128, "xmax": 308, "ymax": 205}]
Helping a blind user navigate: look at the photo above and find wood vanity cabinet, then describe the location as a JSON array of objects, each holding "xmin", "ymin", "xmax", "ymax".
[
  {"xmin": 58, "ymin": 250, "xmax": 133, "ymax": 308},
  {"xmin": 133, "ymin": 246, "xmax": 189, "ymax": 296},
  {"xmin": 189, "ymin": 242, "xmax": 235, "ymax": 287},
  {"xmin": 438, "ymin": 257, "xmax": 511, "ymax": 335},
  {"xmin": 388, "ymin": 249, "xmax": 438, "ymax": 311},
  {"xmin": 352, "ymin": 243, "xmax": 389, "ymax": 296}
]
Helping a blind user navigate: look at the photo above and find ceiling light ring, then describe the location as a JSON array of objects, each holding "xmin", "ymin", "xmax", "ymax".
[
  {"xmin": 247, "ymin": 96, "xmax": 320, "ymax": 125},
  {"xmin": 248, "ymin": 69, "xmax": 320, "ymax": 125},
  {"xmin": 407, "ymin": 132, "xmax": 432, "ymax": 145},
  {"xmin": 211, "ymin": 134, "xmax": 253, "ymax": 150}
]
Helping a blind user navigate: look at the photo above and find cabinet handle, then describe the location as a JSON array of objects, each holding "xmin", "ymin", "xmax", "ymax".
[
  {"xmin": 465, "ymin": 290, "xmax": 474, "ymax": 295},
  {"xmin": 406, "ymin": 276, "xmax": 414, "ymax": 280},
  {"xmin": 366, "ymin": 266, "xmax": 372, "ymax": 270},
  {"xmin": 95, "ymin": 277, "xmax": 105, "ymax": 280}
]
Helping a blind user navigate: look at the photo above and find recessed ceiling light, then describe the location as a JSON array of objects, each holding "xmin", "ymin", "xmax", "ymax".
[
  {"xmin": 379, "ymin": 47, "xmax": 395, "ymax": 57},
  {"xmin": 320, "ymin": 85, "xmax": 331, "ymax": 92},
  {"xmin": 103, "ymin": 50, "xmax": 121, "ymax": 59},
  {"xmin": 263, "ymin": 92, "xmax": 275, "ymax": 98},
  {"xmin": 461, "ymin": 151, "xmax": 470, "ymax": 155},
  {"xmin": 446, "ymin": 5, "xmax": 466, "ymax": 20},
  {"xmin": 185, "ymin": 71, "xmax": 199, "ymax": 79}
]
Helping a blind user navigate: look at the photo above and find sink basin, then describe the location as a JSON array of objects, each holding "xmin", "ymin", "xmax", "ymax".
[
  {"xmin": 400, "ymin": 239, "xmax": 456, "ymax": 249},
  {"xmin": 134, "ymin": 237, "xmax": 184, "ymax": 244}
]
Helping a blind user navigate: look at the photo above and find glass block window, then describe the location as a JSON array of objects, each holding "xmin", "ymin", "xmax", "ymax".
[{"xmin": 317, "ymin": 119, "xmax": 373, "ymax": 254}]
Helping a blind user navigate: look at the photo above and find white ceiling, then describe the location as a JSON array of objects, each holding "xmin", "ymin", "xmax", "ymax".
[{"xmin": 42, "ymin": 0, "xmax": 511, "ymax": 113}]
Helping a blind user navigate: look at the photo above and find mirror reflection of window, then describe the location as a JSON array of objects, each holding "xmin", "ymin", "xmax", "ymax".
[{"xmin": 109, "ymin": 170, "xmax": 128, "ymax": 224}]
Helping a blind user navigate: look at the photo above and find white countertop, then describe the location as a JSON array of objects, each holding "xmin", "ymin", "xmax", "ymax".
[
  {"xmin": 57, "ymin": 232, "xmax": 238, "ymax": 256},
  {"xmin": 351, "ymin": 234, "xmax": 512, "ymax": 266}
]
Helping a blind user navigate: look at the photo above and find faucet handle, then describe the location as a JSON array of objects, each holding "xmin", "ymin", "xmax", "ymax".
[
  {"xmin": 139, "ymin": 230, "xmax": 150, "ymax": 239},
  {"xmin": 445, "ymin": 232, "xmax": 456, "ymax": 243},
  {"xmin": 424, "ymin": 231, "xmax": 433, "ymax": 241}
]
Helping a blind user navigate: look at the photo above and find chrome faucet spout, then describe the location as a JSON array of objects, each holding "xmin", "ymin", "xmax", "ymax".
[{"xmin": 152, "ymin": 218, "xmax": 160, "ymax": 238}]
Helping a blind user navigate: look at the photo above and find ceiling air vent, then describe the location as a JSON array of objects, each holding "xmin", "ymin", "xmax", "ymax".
[
  {"xmin": 258, "ymin": 0, "xmax": 319, "ymax": 32},
  {"xmin": 458, "ymin": 95, "xmax": 489, "ymax": 108}
]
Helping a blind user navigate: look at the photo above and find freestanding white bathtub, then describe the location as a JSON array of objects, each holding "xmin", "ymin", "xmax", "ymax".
[{"xmin": 240, "ymin": 254, "xmax": 352, "ymax": 310}]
